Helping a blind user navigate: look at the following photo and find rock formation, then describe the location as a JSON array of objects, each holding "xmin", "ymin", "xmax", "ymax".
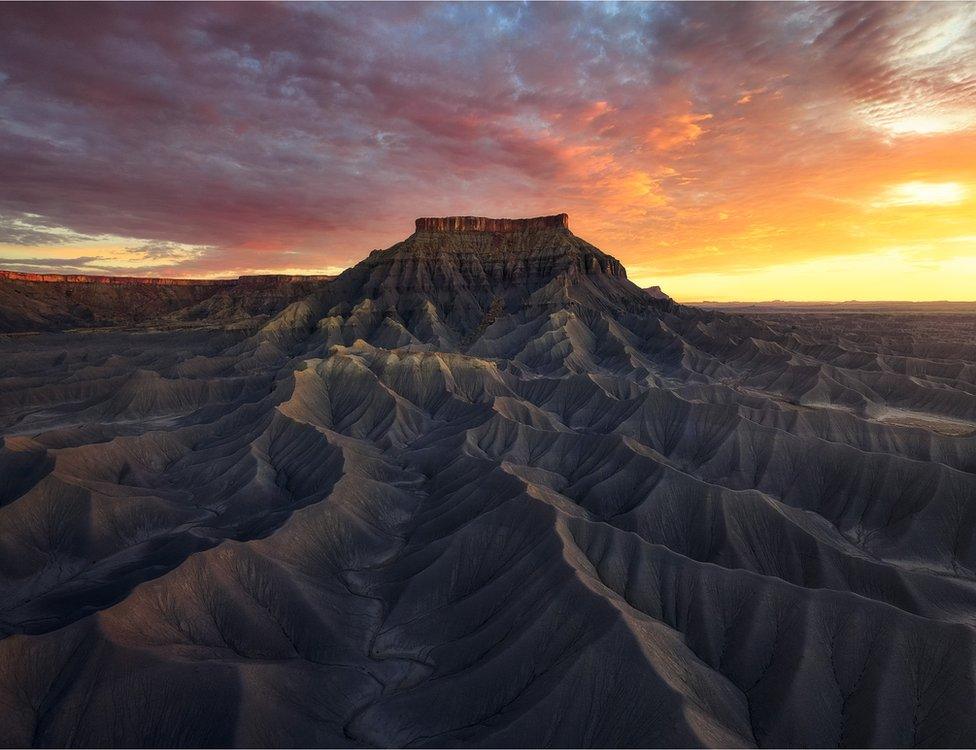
[
  {"xmin": 644, "ymin": 284, "xmax": 672, "ymax": 301},
  {"xmin": 0, "ymin": 270, "xmax": 335, "ymax": 285},
  {"xmin": 414, "ymin": 213, "xmax": 569, "ymax": 233},
  {"xmin": 0, "ymin": 270, "xmax": 233, "ymax": 285},
  {"xmin": 0, "ymin": 271, "xmax": 336, "ymax": 332},
  {"xmin": 0, "ymin": 215, "xmax": 974, "ymax": 747}
]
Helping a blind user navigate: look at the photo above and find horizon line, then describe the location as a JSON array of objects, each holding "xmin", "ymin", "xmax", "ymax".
[{"xmin": 3, "ymin": 267, "xmax": 973, "ymax": 306}]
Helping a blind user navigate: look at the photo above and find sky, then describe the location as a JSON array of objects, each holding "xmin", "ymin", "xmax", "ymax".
[{"xmin": 0, "ymin": 1, "xmax": 974, "ymax": 301}]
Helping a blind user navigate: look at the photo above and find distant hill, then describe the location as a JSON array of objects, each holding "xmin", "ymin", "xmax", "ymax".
[
  {"xmin": 0, "ymin": 270, "xmax": 335, "ymax": 332},
  {"xmin": 643, "ymin": 284, "xmax": 673, "ymax": 302},
  {"xmin": 694, "ymin": 299, "xmax": 976, "ymax": 313}
]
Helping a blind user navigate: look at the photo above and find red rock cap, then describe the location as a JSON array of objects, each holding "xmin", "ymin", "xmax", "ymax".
[{"xmin": 415, "ymin": 214, "xmax": 570, "ymax": 233}]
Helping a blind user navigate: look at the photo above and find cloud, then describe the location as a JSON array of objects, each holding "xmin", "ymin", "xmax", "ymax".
[
  {"xmin": 645, "ymin": 113, "xmax": 713, "ymax": 150},
  {"xmin": 0, "ymin": 214, "xmax": 93, "ymax": 246},
  {"xmin": 126, "ymin": 241, "xmax": 214, "ymax": 263},
  {"xmin": 0, "ymin": 255, "xmax": 106, "ymax": 272}
]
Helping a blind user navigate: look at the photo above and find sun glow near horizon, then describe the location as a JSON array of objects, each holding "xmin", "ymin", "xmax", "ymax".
[{"xmin": 644, "ymin": 247, "xmax": 976, "ymax": 303}]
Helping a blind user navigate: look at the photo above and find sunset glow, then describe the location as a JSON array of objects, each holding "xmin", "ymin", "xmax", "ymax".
[
  {"xmin": 875, "ymin": 181, "xmax": 969, "ymax": 208},
  {"xmin": 1, "ymin": 2, "xmax": 974, "ymax": 301}
]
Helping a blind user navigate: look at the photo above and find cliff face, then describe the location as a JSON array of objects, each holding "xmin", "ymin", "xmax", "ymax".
[
  {"xmin": 0, "ymin": 270, "xmax": 232, "ymax": 286},
  {"xmin": 415, "ymin": 214, "xmax": 569, "ymax": 233},
  {"xmin": 236, "ymin": 274, "xmax": 335, "ymax": 286},
  {"xmin": 399, "ymin": 213, "xmax": 624, "ymax": 281},
  {"xmin": 0, "ymin": 270, "xmax": 335, "ymax": 286}
]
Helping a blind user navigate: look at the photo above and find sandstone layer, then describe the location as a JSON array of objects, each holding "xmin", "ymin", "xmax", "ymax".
[{"xmin": 415, "ymin": 213, "xmax": 570, "ymax": 233}]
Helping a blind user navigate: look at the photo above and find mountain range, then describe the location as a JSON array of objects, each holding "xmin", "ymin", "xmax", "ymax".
[{"xmin": 1, "ymin": 215, "xmax": 975, "ymax": 747}]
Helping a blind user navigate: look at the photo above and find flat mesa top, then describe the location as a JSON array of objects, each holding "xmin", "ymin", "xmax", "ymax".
[{"xmin": 415, "ymin": 214, "xmax": 570, "ymax": 233}]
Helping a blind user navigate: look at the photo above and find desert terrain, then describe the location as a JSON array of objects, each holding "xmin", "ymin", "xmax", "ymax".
[{"xmin": 1, "ymin": 216, "xmax": 975, "ymax": 747}]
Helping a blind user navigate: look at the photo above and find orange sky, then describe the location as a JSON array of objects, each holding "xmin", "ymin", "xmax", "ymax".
[{"xmin": 1, "ymin": 2, "xmax": 974, "ymax": 301}]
